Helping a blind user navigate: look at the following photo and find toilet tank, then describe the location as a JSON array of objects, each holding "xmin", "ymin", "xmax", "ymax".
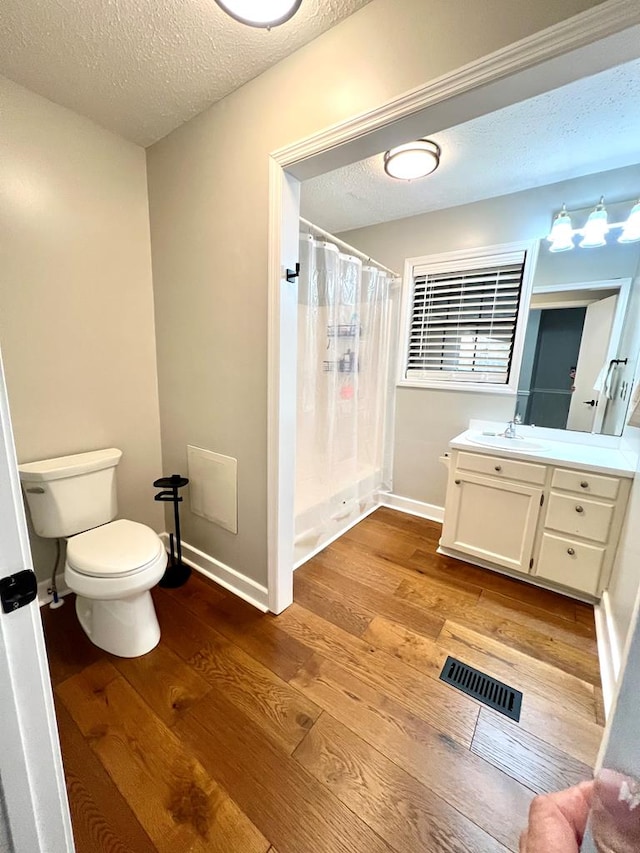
[{"xmin": 18, "ymin": 448, "xmax": 123, "ymax": 538}]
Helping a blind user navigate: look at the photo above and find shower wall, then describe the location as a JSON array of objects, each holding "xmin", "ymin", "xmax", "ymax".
[{"xmin": 294, "ymin": 232, "xmax": 396, "ymax": 566}]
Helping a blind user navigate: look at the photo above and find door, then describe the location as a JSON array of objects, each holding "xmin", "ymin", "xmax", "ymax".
[
  {"xmin": 0, "ymin": 352, "xmax": 74, "ymax": 851},
  {"xmin": 567, "ymin": 294, "xmax": 617, "ymax": 433},
  {"xmin": 441, "ymin": 472, "xmax": 542, "ymax": 573}
]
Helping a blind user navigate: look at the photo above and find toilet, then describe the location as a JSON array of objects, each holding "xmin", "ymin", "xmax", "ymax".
[{"xmin": 18, "ymin": 448, "xmax": 167, "ymax": 658}]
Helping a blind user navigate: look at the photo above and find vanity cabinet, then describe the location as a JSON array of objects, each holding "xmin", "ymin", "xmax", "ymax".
[{"xmin": 441, "ymin": 449, "xmax": 631, "ymax": 599}]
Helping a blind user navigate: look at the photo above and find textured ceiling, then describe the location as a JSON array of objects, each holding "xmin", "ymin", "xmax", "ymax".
[
  {"xmin": 0, "ymin": 0, "xmax": 372, "ymax": 146},
  {"xmin": 301, "ymin": 59, "xmax": 640, "ymax": 234}
]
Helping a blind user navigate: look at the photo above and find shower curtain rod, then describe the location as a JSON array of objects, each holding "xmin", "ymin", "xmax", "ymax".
[{"xmin": 300, "ymin": 217, "xmax": 400, "ymax": 278}]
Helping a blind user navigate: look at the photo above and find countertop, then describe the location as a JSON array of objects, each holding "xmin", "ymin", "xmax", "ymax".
[{"xmin": 450, "ymin": 430, "xmax": 638, "ymax": 477}]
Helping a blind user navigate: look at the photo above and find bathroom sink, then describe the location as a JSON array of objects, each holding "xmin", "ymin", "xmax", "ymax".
[{"xmin": 465, "ymin": 432, "xmax": 549, "ymax": 453}]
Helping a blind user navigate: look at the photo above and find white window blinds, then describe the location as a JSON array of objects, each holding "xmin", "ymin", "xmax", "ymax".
[{"xmin": 406, "ymin": 251, "xmax": 526, "ymax": 385}]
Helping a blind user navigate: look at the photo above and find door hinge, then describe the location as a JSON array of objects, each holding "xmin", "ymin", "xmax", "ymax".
[
  {"xmin": 0, "ymin": 570, "xmax": 38, "ymax": 614},
  {"xmin": 540, "ymin": 493, "xmax": 545, "ymax": 506},
  {"xmin": 529, "ymin": 558, "xmax": 534, "ymax": 569}
]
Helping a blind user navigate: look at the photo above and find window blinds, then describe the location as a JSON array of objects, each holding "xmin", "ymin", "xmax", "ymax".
[{"xmin": 406, "ymin": 252, "xmax": 526, "ymax": 384}]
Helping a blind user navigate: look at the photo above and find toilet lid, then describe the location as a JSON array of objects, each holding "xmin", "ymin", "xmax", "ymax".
[{"xmin": 67, "ymin": 519, "xmax": 164, "ymax": 577}]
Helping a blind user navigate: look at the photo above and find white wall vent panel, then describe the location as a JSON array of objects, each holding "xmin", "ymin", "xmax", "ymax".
[{"xmin": 187, "ymin": 445, "xmax": 238, "ymax": 534}]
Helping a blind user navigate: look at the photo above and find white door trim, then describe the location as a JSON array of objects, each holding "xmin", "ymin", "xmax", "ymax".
[
  {"xmin": 0, "ymin": 352, "xmax": 74, "ymax": 852},
  {"xmin": 266, "ymin": 0, "xmax": 640, "ymax": 613}
]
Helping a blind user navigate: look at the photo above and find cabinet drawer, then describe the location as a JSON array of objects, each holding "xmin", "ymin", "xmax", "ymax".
[
  {"xmin": 551, "ymin": 467, "xmax": 620, "ymax": 500},
  {"xmin": 456, "ymin": 451, "xmax": 546, "ymax": 485},
  {"xmin": 545, "ymin": 492, "xmax": 613, "ymax": 543},
  {"xmin": 535, "ymin": 532, "xmax": 604, "ymax": 595}
]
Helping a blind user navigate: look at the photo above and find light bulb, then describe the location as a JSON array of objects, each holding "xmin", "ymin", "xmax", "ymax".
[
  {"xmin": 547, "ymin": 205, "xmax": 574, "ymax": 251},
  {"xmin": 619, "ymin": 201, "xmax": 640, "ymax": 244},
  {"xmin": 579, "ymin": 197, "xmax": 609, "ymax": 248}
]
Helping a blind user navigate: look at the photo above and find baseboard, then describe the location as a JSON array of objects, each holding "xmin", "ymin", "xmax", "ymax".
[
  {"xmin": 37, "ymin": 578, "xmax": 70, "ymax": 608},
  {"xmin": 160, "ymin": 533, "xmax": 268, "ymax": 612},
  {"xmin": 379, "ymin": 493, "xmax": 444, "ymax": 524},
  {"xmin": 293, "ymin": 501, "xmax": 381, "ymax": 570},
  {"xmin": 594, "ymin": 591, "xmax": 620, "ymax": 719}
]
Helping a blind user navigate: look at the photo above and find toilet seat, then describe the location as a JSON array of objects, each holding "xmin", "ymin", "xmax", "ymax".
[{"xmin": 67, "ymin": 519, "xmax": 164, "ymax": 578}]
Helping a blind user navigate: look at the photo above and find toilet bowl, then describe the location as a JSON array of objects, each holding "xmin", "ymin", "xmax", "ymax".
[
  {"xmin": 65, "ymin": 519, "xmax": 167, "ymax": 657},
  {"xmin": 19, "ymin": 448, "xmax": 168, "ymax": 658}
]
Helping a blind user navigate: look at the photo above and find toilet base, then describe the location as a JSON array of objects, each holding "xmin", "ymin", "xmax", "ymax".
[{"xmin": 75, "ymin": 591, "xmax": 160, "ymax": 658}]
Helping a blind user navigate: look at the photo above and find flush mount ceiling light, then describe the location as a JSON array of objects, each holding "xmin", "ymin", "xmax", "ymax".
[
  {"xmin": 579, "ymin": 197, "xmax": 609, "ymax": 248},
  {"xmin": 383, "ymin": 139, "xmax": 441, "ymax": 181},
  {"xmin": 214, "ymin": 0, "xmax": 302, "ymax": 28}
]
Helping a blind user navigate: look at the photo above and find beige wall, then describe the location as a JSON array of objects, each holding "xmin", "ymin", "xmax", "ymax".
[
  {"xmin": 339, "ymin": 165, "xmax": 640, "ymax": 507},
  {"xmin": 0, "ymin": 77, "xmax": 163, "ymax": 581},
  {"xmin": 147, "ymin": 0, "xmax": 602, "ymax": 586}
]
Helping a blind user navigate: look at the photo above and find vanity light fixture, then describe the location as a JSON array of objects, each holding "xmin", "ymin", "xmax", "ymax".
[
  {"xmin": 547, "ymin": 204, "xmax": 575, "ymax": 253},
  {"xmin": 579, "ymin": 197, "xmax": 609, "ymax": 248},
  {"xmin": 619, "ymin": 200, "xmax": 640, "ymax": 244},
  {"xmin": 213, "ymin": 0, "xmax": 302, "ymax": 28},
  {"xmin": 546, "ymin": 196, "xmax": 640, "ymax": 250},
  {"xmin": 383, "ymin": 139, "xmax": 441, "ymax": 181}
]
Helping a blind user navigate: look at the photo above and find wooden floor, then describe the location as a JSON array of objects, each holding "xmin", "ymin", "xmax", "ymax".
[{"xmin": 42, "ymin": 507, "xmax": 604, "ymax": 853}]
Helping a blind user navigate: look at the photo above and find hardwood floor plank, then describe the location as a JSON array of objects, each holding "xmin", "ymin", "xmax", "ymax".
[
  {"xmin": 294, "ymin": 713, "xmax": 508, "ymax": 853},
  {"xmin": 158, "ymin": 576, "xmax": 313, "ymax": 681},
  {"xmin": 406, "ymin": 548, "xmax": 580, "ymax": 622},
  {"xmin": 398, "ymin": 577, "xmax": 600, "ymax": 684},
  {"xmin": 471, "ymin": 709, "xmax": 593, "ymax": 795},
  {"xmin": 479, "ymin": 589, "xmax": 597, "ymax": 652},
  {"xmin": 299, "ymin": 560, "xmax": 446, "ymax": 639},
  {"xmin": 371, "ymin": 506, "xmax": 442, "ymax": 542},
  {"xmin": 187, "ymin": 630, "xmax": 321, "ymax": 753},
  {"xmin": 56, "ymin": 661, "xmax": 270, "ymax": 853},
  {"xmin": 174, "ymin": 690, "xmax": 395, "ymax": 853},
  {"xmin": 292, "ymin": 654, "xmax": 531, "ymax": 851},
  {"xmin": 54, "ymin": 699, "xmax": 156, "ymax": 853},
  {"xmin": 155, "ymin": 590, "xmax": 321, "ymax": 752},
  {"xmin": 276, "ymin": 603, "xmax": 479, "ymax": 747},
  {"xmin": 341, "ymin": 517, "xmax": 419, "ymax": 562},
  {"xmin": 362, "ymin": 615, "xmax": 447, "ymax": 678},
  {"xmin": 113, "ymin": 642, "xmax": 212, "ymax": 727},
  {"xmin": 293, "ymin": 571, "xmax": 373, "ymax": 636},
  {"xmin": 41, "ymin": 595, "xmax": 103, "ymax": 686}
]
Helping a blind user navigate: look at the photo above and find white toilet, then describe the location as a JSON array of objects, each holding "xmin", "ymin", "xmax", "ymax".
[{"xmin": 19, "ymin": 448, "xmax": 167, "ymax": 658}]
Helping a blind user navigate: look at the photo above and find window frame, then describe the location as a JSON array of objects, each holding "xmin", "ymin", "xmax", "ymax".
[{"xmin": 397, "ymin": 240, "xmax": 538, "ymax": 394}]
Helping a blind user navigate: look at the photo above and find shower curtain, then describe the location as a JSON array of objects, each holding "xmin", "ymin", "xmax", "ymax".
[{"xmin": 295, "ymin": 233, "xmax": 396, "ymax": 565}]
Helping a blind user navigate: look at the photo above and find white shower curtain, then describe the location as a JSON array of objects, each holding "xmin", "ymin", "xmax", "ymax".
[{"xmin": 295, "ymin": 234, "xmax": 395, "ymax": 565}]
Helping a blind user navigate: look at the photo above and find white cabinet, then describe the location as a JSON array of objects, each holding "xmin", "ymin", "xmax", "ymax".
[
  {"xmin": 441, "ymin": 452, "xmax": 631, "ymax": 600},
  {"xmin": 441, "ymin": 473, "xmax": 541, "ymax": 574}
]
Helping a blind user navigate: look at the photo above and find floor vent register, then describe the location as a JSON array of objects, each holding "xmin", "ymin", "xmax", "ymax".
[{"xmin": 439, "ymin": 656, "xmax": 522, "ymax": 722}]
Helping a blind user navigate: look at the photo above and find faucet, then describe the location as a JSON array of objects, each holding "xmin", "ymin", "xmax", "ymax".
[{"xmin": 502, "ymin": 412, "xmax": 522, "ymax": 439}]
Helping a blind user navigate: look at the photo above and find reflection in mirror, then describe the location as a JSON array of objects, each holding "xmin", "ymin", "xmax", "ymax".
[{"xmin": 517, "ymin": 237, "xmax": 640, "ymax": 436}]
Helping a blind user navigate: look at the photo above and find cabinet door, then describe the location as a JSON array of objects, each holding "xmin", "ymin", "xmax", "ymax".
[{"xmin": 442, "ymin": 472, "xmax": 542, "ymax": 574}]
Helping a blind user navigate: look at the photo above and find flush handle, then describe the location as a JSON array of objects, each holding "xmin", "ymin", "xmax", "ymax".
[
  {"xmin": 494, "ymin": 465, "xmax": 502, "ymax": 472},
  {"xmin": 575, "ymin": 505, "xmax": 584, "ymax": 513},
  {"xmin": 454, "ymin": 479, "xmax": 461, "ymax": 485},
  {"xmin": 25, "ymin": 486, "xmax": 45, "ymax": 494},
  {"xmin": 580, "ymin": 481, "xmax": 589, "ymax": 489},
  {"xmin": 567, "ymin": 548, "xmax": 576, "ymax": 556}
]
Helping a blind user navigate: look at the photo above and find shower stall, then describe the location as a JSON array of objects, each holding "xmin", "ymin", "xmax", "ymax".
[{"xmin": 294, "ymin": 222, "xmax": 398, "ymax": 566}]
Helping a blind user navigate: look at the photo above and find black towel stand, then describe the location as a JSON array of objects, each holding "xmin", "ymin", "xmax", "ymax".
[{"xmin": 153, "ymin": 474, "xmax": 191, "ymax": 588}]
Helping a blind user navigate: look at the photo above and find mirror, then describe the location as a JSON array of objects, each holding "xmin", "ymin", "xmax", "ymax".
[{"xmin": 517, "ymin": 235, "xmax": 640, "ymax": 435}]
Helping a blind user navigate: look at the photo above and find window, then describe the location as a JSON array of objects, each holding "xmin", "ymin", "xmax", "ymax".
[{"xmin": 400, "ymin": 242, "xmax": 537, "ymax": 392}]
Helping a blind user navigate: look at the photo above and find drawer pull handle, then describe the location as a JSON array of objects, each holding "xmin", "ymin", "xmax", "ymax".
[
  {"xmin": 494, "ymin": 465, "xmax": 502, "ymax": 472},
  {"xmin": 576, "ymin": 505, "xmax": 584, "ymax": 513},
  {"xmin": 580, "ymin": 481, "xmax": 589, "ymax": 489},
  {"xmin": 455, "ymin": 479, "xmax": 461, "ymax": 485},
  {"xmin": 567, "ymin": 547, "xmax": 576, "ymax": 556}
]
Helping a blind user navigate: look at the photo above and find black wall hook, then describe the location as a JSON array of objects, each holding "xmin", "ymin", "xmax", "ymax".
[{"xmin": 286, "ymin": 262, "xmax": 300, "ymax": 283}]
